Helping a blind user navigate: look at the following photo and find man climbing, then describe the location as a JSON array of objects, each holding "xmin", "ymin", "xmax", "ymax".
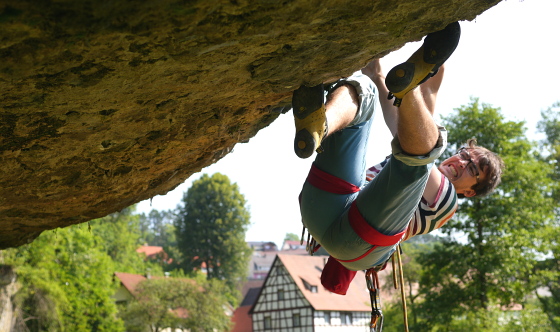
[{"xmin": 292, "ymin": 22, "xmax": 504, "ymax": 295}]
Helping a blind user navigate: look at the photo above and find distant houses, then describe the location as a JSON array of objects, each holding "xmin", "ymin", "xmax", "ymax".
[{"xmin": 131, "ymin": 241, "xmax": 378, "ymax": 332}]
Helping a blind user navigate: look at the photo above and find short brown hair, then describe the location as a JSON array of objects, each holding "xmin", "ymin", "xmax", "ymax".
[{"xmin": 461, "ymin": 138, "xmax": 505, "ymax": 198}]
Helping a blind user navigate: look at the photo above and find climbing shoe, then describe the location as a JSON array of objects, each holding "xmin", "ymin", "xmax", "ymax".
[
  {"xmin": 292, "ymin": 84, "xmax": 328, "ymax": 159},
  {"xmin": 385, "ymin": 21, "xmax": 461, "ymax": 106}
]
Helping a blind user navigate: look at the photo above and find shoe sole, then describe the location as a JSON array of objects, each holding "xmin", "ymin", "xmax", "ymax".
[
  {"xmin": 292, "ymin": 84, "xmax": 326, "ymax": 159},
  {"xmin": 386, "ymin": 22, "xmax": 461, "ymax": 101},
  {"xmin": 294, "ymin": 129, "xmax": 317, "ymax": 159}
]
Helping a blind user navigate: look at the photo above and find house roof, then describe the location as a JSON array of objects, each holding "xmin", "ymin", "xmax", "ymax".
[
  {"xmin": 281, "ymin": 240, "xmax": 306, "ymax": 250},
  {"xmin": 114, "ymin": 272, "xmax": 147, "ymax": 296},
  {"xmin": 247, "ymin": 241, "xmax": 278, "ymax": 251},
  {"xmin": 241, "ymin": 279, "xmax": 264, "ymax": 299},
  {"xmin": 275, "ymin": 254, "xmax": 371, "ymax": 312},
  {"xmin": 240, "ymin": 288, "xmax": 261, "ymax": 307},
  {"xmin": 136, "ymin": 245, "xmax": 164, "ymax": 257}
]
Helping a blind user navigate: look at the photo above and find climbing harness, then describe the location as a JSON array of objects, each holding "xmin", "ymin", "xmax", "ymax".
[{"xmin": 299, "ymin": 163, "xmax": 411, "ymax": 330}]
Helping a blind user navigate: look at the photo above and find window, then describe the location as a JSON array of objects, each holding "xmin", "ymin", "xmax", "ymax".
[
  {"xmin": 293, "ymin": 313, "xmax": 301, "ymax": 327},
  {"xmin": 301, "ymin": 278, "xmax": 318, "ymax": 293},
  {"xmin": 278, "ymin": 289, "xmax": 284, "ymax": 300},
  {"xmin": 264, "ymin": 316, "xmax": 272, "ymax": 330},
  {"xmin": 324, "ymin": 311, "xmax": 331, "ymax": 324},
  {"xmin": 340, "ymin": 312, "xmax": 353, "ymax": 325}
]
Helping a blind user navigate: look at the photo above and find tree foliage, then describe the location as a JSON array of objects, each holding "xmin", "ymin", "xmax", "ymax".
[
  {"xmin": 138, "ymin": 209, "xmax": 181, "ymax": 270},
  {"xmin": 138, "ymin": 209, "xmax": 177, "ymax": 248},
  {"xmin": 283, "ymin": 232, "xmax": 300, "ymax": 243},
  {"xmin": 89, "ymin": 207, "xmax": 148, "ymax": 274},
  {"xmin": 415, "ymin": 98, "xmax": 557, "ymax": 328},
  {"xmin": 535, "ymin": 102, "xmax": 560, "ymax": 330},
  {"xmin": 5, "ymin": 222, "xmax": 125, "ymax": 332},
  {"xmin": 174, "ymin": 173, "xmax": 252, "ymax": 304},
  {"xmin": 121, "ymin": 278, "xmax": 231, "ymax": 332}
]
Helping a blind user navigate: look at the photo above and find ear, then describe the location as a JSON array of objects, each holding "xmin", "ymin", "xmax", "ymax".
[{"xmin": 463, "ymin": 190, "xmax": 476, "ymax": 198}]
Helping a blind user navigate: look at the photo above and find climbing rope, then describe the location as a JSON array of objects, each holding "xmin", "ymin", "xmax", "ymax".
[{"xmin": 395, "ymin": 245, "xmax": 409, "ymax": 332}]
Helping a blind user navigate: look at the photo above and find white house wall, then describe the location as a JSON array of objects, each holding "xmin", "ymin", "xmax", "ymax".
[{"xmin": 313, "ymin": 310, "xmax": 370, "ymax": 332}]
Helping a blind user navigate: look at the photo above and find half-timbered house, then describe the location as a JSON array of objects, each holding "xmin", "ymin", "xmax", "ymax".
[{"xmin": 249, "ymin": 254, "xmax": 371, "ymax": 332}]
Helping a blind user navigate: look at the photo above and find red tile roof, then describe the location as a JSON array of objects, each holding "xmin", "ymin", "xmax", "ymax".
[
  {"xmin": 136, "ymin": 245, "xmax": 164, "ymax": 257},
  {"xmin": 114, "ymin": 272, "xmax": 147, "ymax": 296}
]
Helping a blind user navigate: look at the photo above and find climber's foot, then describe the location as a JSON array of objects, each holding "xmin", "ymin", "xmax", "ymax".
[
  {"xmin": 386, "ymin": 21, "xmax": 461, "ymax": 106},
  {"xmin": 292, "ymin": 84, "xmax": 328, "ymax": 159}
]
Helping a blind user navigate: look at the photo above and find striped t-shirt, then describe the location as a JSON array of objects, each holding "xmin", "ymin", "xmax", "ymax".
[{"xmin": 365, "ymin": 158, "xmax": 458, "ymax": 241}]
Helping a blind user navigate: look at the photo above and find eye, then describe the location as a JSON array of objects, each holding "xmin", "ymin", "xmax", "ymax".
[{"xmin": 467, "ymin": 163, "xmax": 477, "ymax": 177}]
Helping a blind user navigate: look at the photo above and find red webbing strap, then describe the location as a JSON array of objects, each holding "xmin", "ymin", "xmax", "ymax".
[
  {"xmin": 348, "ymin": 202, "xmax": 406, "ymax": 246},
  {"xmin": 336, "ymin": 245, "xmax": 378, "ymax": 263},
  {"xmin": 306, "ymin": 163, "xmax": 360, "ymax": 195}
]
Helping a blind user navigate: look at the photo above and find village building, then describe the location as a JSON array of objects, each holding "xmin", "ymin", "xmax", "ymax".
[{"xmin": 248, "ymin": 254, "xmax": 372, "ymax": 332}]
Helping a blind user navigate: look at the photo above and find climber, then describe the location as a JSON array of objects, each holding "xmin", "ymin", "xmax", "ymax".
[{"xmin": 292, "ymin": 22, "xmax": 505, "ymax": 294}]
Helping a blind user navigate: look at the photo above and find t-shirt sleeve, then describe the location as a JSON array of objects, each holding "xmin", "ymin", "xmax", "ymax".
[{"xmin": 402, "ymin": 173, "xmax": 458, "ymax": 241}]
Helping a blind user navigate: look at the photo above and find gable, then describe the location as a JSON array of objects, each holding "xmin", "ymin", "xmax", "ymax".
[{"xmin": 252, "ymin": 257, "xmax": 310, "ymax": 313}]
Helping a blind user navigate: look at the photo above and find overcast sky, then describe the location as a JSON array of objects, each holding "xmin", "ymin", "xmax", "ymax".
[{"xmin": 136, "ymin": 0, "xmax": 560, "ymax": 248}]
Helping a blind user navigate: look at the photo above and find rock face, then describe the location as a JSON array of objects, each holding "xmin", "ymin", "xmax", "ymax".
[
  {"xmin": 0, "ymin": 0, "xmax": 500, "ymax": 248},
  {"xmin": 0, "ymin": 265, "xmax": 17, "ymax": 331}
]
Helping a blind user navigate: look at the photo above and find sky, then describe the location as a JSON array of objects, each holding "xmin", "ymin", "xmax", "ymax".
[{"xmin": 137, "ymin": 0, "xmax": 560, "ymax": 248}]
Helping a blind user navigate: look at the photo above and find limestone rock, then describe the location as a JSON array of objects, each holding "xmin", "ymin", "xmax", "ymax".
[
  {"xmin": 0, "ymin": 0, "xmax": 500, "ymax": 248},
  {"xmin": 0, "ymin": 265, "xmax": 17, "ymax": 331}
]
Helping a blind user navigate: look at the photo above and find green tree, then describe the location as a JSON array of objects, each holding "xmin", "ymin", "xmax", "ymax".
[
  {"xmin": 535, "ymin": 102, "xmax": 560, "ymax": 330},
  {"xmin": 121, "ymin": 278, "xmax": 231, "ymax": 332},
  {"xmin": 284, "ymin": 233, "xmax": 301, "ymax": 242},
  {"xmin": 283, "ymin": 233, "xmax": 299, "ymax": 242},
  {"xmin": 89, "ymin": 207, "xmax": 148, "ymax": 274},
  {"xmin": 5, "ymin": 224, "xmax": 124, "ymax": 332},
  {"xmin": 137, "ymin": 209, "xmax": 180, "ymax": 271},
  {"xmin": 416, "ymin": 98, "xmax": 556, "ymax": 328},
  {"xmin": 138, "ymin": 209, "xmax": 176, "ymax": 248},
  {"xmin": 174, "ymin": 173, "xmax": 251, "ymax": 305}
]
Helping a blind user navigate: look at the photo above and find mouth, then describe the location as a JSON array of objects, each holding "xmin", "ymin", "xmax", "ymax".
[{"xmin": 447, "ymin": 164, "xmax": 458, "ymax": 179}]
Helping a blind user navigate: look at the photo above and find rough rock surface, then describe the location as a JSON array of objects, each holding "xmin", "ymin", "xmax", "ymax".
[
  {"xmin": 0, "ymin": 0, "xmax": 500, "ymax": 248},
  {"xmin": 0, "ymin": 265, "xmax": 17, "ymax": 331}
]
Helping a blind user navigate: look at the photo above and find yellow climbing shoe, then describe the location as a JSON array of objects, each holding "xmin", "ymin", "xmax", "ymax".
[
  {"xmin": 292, "ymin": 84, "xmax": 327, "ymax": 159},
  {"xmin": 386, "ymin": 22, "xmax": 461, "ymax": 106}
]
